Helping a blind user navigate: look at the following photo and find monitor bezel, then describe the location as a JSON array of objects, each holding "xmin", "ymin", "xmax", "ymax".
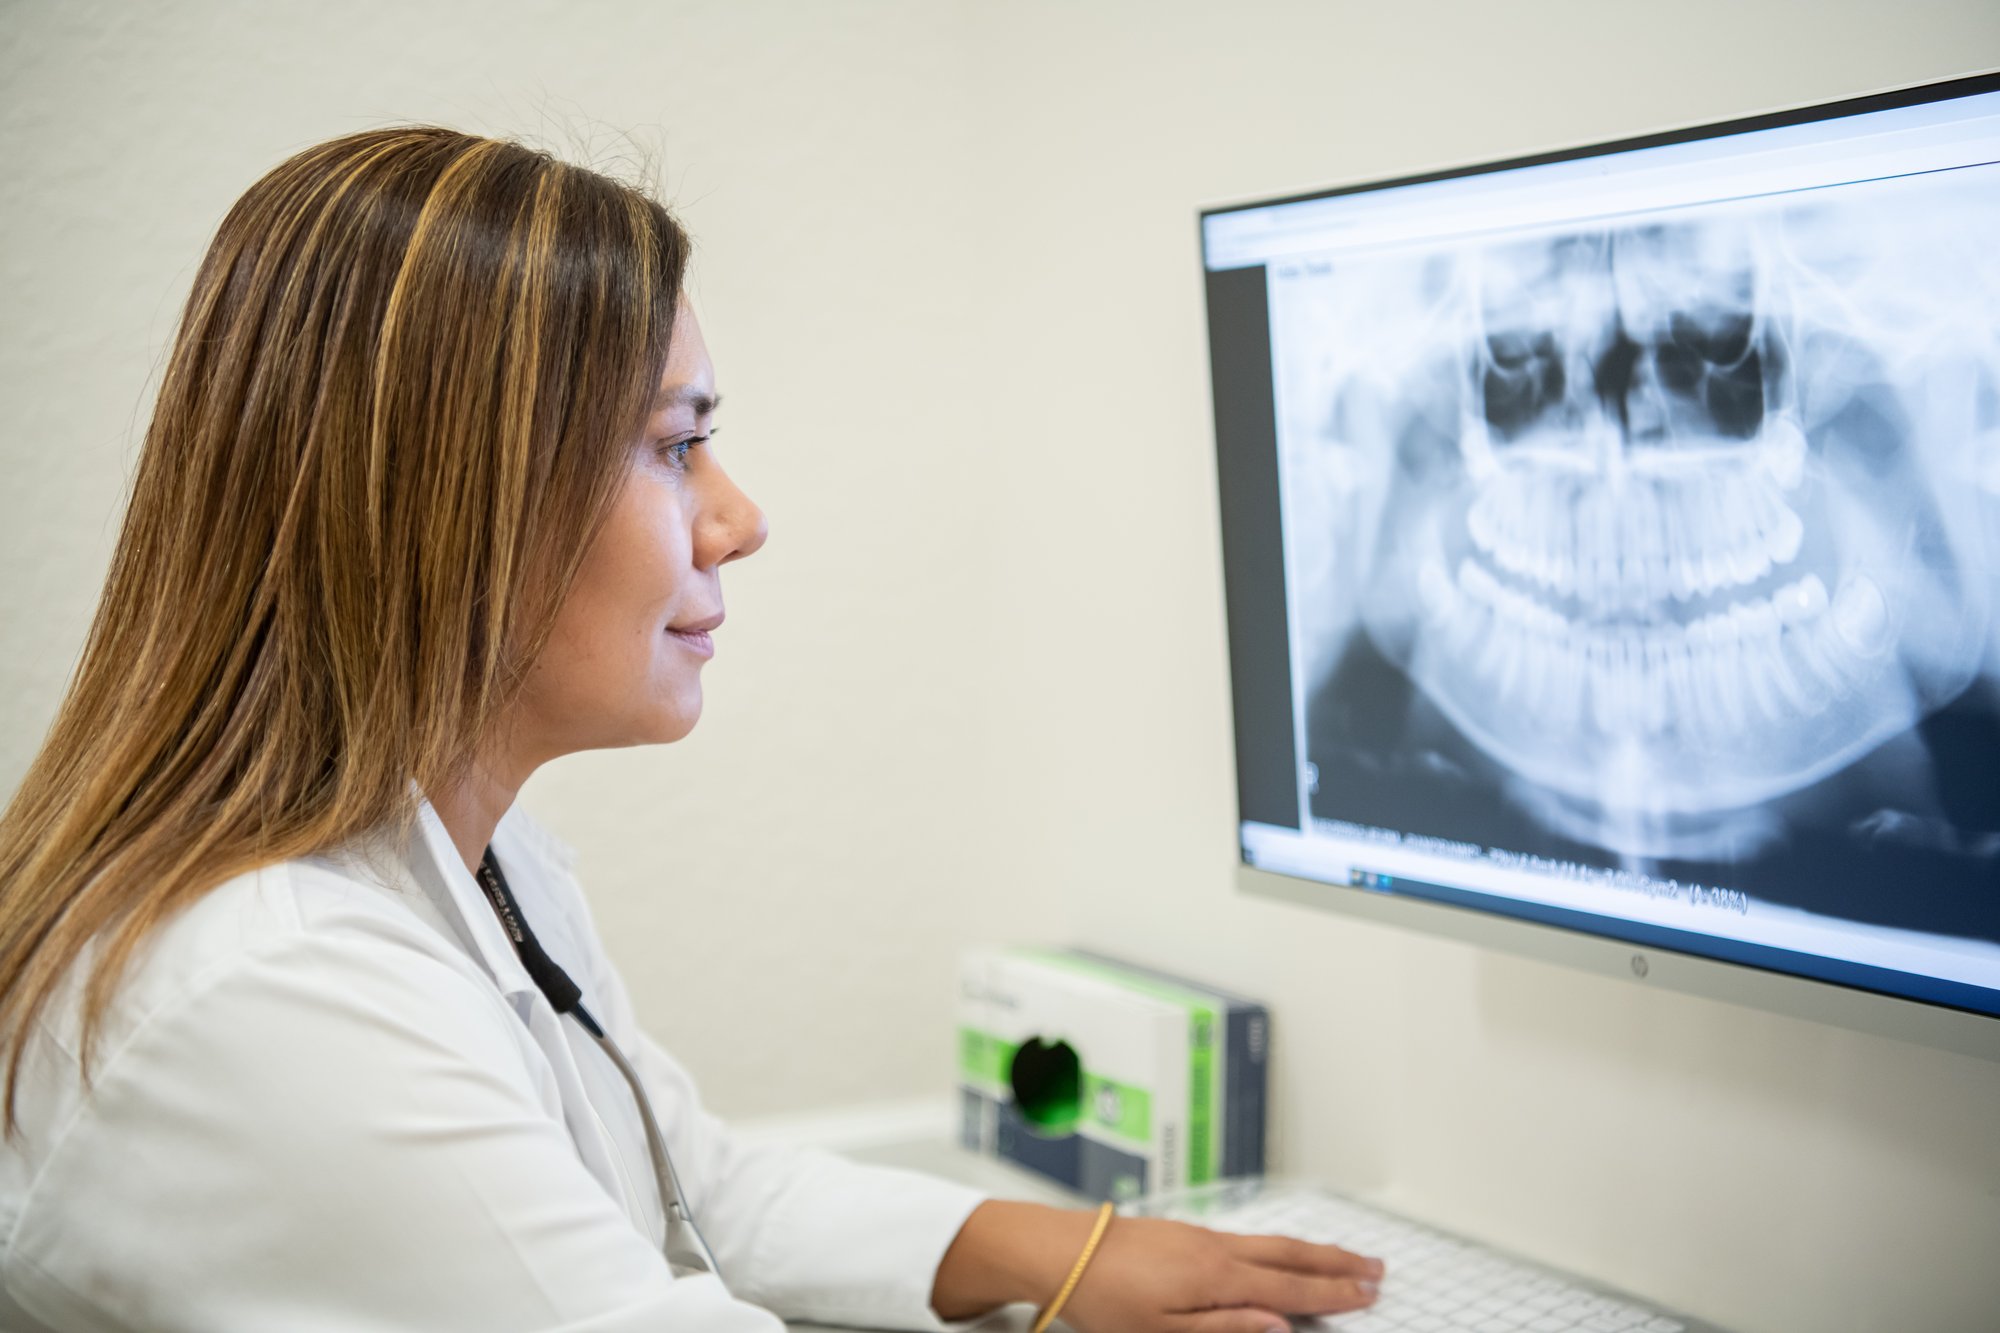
[
  {"xmin": 1199, "ymin": 69, "xmax": 2000, "ymax": 230},
  {"xmin": 1239, "ymin": 865, "xmax": 2000, "ymax": 1061},
  {"xmin": 1206, "ymin": 69, "xmax": 2000, "ymax": 1061}
]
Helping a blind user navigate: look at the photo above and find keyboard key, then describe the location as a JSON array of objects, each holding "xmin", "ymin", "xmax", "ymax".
[{"xmin": 1163, "ymin": 1188, "xmax": 1677, "ymax": 1333}]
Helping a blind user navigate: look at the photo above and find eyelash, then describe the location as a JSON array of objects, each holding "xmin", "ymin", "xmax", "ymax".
[{"xmin": 658, "ymin": 430, "xmax": 715, "ymax": 470}]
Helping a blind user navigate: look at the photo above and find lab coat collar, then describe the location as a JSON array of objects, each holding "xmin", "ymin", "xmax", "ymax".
[{"xmin": 401, "ymin": 784, "xmax": 540, "ymax": 1005}]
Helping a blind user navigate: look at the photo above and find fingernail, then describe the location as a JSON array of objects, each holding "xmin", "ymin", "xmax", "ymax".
[
  {"xmin": 1357, "ymin": 1279, "xmax": 1380, "ymax": 1298},
  {"xmin": 1368, "ymin": 1257, "xmax": 1386, "ymax": 1279}
]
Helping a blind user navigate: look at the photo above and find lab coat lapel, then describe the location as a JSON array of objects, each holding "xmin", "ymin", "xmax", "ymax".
[{"xmin": 400, "ymin": 798, "xmax": 654, "ymax": 1237}]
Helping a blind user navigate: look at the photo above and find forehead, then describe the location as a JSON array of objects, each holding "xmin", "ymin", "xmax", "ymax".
[
  {"xmin": 659, "ymin": 303, "xmax": 712, "ymax": 398},
  {"xmin": 652, "ymin": 306, "xmax": 716, "ymax": 410}
]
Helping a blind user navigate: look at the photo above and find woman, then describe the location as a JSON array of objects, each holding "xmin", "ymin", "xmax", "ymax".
[{"xmin": 0, "ymin": 127, "xmax": 1382, "ymax": 1331}]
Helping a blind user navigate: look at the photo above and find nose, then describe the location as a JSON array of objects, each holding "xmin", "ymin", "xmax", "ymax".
[{"xmin": 698, "ymin": 462, "xmax": 767, "ymax": 568}]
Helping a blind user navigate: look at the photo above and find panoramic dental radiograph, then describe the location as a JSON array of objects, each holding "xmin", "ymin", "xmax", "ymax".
[{"xmin": 1274, "ymin": 174, "xmax": 2000, "ymax": 936}]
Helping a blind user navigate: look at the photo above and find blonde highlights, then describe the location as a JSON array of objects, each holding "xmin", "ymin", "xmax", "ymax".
[{"xmin": 0, "ymin": 127, "xmax": 688, "ymax": 1124}]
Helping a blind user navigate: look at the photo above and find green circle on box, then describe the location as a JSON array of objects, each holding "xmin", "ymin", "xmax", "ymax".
[{"xmin": 1008, "ymin": 1037, "xmax": 1082, "ymax": 1136}]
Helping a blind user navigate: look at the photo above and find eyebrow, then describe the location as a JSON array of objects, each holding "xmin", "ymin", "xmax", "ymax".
[{"xmin": 652, "ymin": 387, "xmax": 723, "ymax": 417}]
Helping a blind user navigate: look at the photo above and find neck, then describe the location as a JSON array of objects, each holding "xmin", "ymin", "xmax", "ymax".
[{"xmin": 430, "ymin": 748, "xmax": 533, "ymax": 876}]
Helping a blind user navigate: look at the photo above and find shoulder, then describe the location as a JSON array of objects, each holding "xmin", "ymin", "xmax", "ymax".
[
  {"xmin": 64, "ymin": 854, "xmax": 501, "ymax": 1061},
  {"xmin": 0, "ymin": 853, "xmax": 529, "ymax": 1211},
  {"xmin": 0, "ymin": 855, "xmax": 656, "ymax": 1332}
]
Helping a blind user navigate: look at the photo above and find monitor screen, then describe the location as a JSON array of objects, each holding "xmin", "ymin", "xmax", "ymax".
[{"xmin": 1202, "ymin": 75, "xmax": 2000, "ymax": 1020}]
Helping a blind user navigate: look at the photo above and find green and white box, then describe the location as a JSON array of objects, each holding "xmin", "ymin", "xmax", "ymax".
[{"xmin": 957, "ymin": 948, "xmax": 1268, "ymax": 1202}]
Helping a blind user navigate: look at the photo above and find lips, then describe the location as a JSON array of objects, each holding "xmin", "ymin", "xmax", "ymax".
[{"xmin": 666, "ymin": 611, "xmax": 722, "ymax": 657}]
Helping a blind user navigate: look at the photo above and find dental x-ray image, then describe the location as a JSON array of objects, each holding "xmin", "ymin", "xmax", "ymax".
[{"xmin": 1275, "ymin": 165, "xmax": 2000, "ymax": 943}]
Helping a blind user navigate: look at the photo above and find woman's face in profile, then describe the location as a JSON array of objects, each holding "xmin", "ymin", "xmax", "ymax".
[{"xmin": 514, "ymin": 303, "xmax": 767, "ymax": 760}]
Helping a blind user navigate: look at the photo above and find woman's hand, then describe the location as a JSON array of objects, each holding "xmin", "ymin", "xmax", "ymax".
[
  {"xmin": 933, "ymin": 1200, "xmax": 1383, "ymax": 1333},
  {"xmin": 1062, "ymin": 1211, "xmax": 1382, "ymax": 1333}
]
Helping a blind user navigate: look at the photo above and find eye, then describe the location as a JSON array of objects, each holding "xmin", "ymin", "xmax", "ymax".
[{"xmin": 657, "ymin": 431, "xmax": 714, "ymax": 470}]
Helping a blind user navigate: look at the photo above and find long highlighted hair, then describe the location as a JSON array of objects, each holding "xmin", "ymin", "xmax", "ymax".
[{"xmin": 0, "ymin": 127, "xmax": 689, "ymax": 1126}]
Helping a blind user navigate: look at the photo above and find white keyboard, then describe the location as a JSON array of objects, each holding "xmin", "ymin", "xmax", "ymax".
[{"xmin": 1129, "ymin": 1181, "xmax": 1714, "ymax": 1333}]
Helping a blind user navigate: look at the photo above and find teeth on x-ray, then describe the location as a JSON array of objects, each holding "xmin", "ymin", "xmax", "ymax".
[
  {"xmin": 1398, "ymin": 215, "xmax": 1953, "ymax": 818},
  {"xmin": 1461, "ymin": 447, "xmax": 1807, "ymax": 608},
  {"xmin": 1418, "ymin": 555, "xmax": 1889, "ymax": 747},
  {"xmin": 1278, "ymin": 174, "xmax": 2000, "ymax": 854}
]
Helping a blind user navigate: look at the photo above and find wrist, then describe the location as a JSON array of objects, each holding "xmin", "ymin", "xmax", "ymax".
[{"xmin": 931, "ymin": 1200, "xmax": 1098, "ymax": 1320}]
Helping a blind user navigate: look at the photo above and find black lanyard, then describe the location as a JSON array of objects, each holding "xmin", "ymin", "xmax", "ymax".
[{"xmin": 474, "ymin": 847, "xmax": 605, "ymax": 1040}]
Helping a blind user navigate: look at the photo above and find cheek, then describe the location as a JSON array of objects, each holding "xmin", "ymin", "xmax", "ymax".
[
  {"xmin": 543, "ymin": 484, "xmax": 693, "ymax": 683},
  {"xmin": 511, "ymin": 475, "xmax": 706, "ymax": 749},
  {"xmin": 593, "ymin": 481, "xmax": 694, "ymax": 627}
]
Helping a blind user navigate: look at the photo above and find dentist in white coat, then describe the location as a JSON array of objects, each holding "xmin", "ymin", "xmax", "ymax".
[{"xmin": 0, "ymin": 125, "xmax": 1384, "ymax": 1333}]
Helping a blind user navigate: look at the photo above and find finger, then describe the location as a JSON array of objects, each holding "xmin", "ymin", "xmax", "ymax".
[
  {"xmin": 1226, "ymin": 1232, "xmax": 1385, "ymax": 1280},
  {"xmin": 1176, "ymin": 1306, "xmax": 1293, "ymax": 1333},
  {"xmin": 1224, "ymin": 1263, "xmax": 1380, "ymax": 1317}
]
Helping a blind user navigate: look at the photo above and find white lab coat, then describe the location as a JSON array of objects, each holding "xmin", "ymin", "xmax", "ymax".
[{"xmin": 0, "ymin": 795, "xmax": 986, "ymax": 1331}]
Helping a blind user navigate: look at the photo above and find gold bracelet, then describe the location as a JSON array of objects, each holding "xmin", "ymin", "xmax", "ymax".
[{"xmin": 1030, "ymin": 1201, "xmax": 1116, "ymax": 1333}]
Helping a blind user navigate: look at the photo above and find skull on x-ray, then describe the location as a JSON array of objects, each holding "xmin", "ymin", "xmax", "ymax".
[{"xmin": 1324, "ymin": 201, "xmax": 1998, "ymax": 860}]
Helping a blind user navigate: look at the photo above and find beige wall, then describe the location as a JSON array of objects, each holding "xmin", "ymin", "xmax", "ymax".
[{"xmin": 3, "ymin": 3, "xmax": 1998, "ymax": 1330}]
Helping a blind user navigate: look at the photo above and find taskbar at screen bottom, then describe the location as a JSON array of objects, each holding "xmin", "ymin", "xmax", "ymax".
[{"xmin": 1240, "ymin": 821, "xmax": 2000, "ymax": 1021}]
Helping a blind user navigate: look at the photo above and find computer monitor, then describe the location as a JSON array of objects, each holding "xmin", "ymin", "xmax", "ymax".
[{"xmin": 1202, "ymin": 72, "xmax": 2000, "ymax": 1058}]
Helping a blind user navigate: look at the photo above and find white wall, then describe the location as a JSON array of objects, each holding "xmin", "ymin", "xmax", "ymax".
[{"xmin": 3, "ymin": 3, "xmax": 1997, "ymax": 1330}]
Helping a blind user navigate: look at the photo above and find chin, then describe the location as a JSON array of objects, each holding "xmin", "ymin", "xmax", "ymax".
[
  {"xmin": 656, "ymin": 716, "xmax": 701, "ymax": 744},
  {"xmin": 646, "ymin": 692, "xmax": 704, "ymax": 745}
]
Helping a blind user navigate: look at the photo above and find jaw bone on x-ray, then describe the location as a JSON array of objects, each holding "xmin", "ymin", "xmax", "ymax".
[{"xmin": 1276, "ymin": 170, "xmax": 2000, "ymax": 871}]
